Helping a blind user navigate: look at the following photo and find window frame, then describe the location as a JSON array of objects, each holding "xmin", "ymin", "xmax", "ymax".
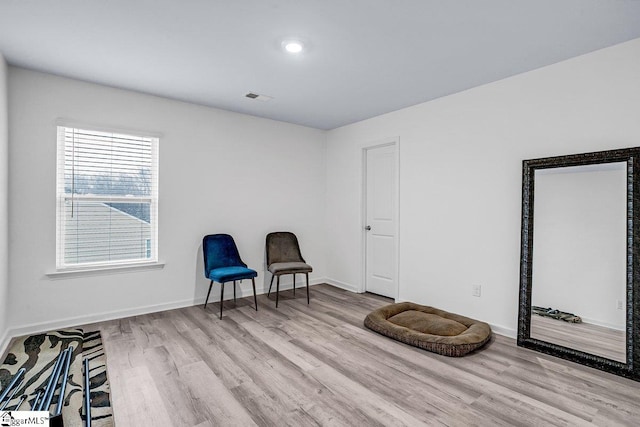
[{"xmin": 55, "ymin": 123, "xmax": 160, "ymax": 271}]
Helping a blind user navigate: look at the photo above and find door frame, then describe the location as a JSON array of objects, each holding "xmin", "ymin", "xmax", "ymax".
[{"xmin": 359, "ymin": 136, "xmax": 400, "ymax": 299}]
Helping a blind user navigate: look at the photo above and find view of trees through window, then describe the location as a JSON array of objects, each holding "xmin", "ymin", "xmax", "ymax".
[
  {"xmin": 66, "ymin": 168, "xmax": 152, "ymax": 197},
  {"xmin": 57, "ymin": 126, "xmax": 158, "ymax": 267}
]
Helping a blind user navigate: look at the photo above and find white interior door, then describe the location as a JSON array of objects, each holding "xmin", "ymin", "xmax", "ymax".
[{"xmin": 365, "ymin": 144, "xmax": 397, "ymax": 298}]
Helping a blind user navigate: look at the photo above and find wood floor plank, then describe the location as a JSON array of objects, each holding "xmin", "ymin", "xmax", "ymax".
[
  {"xmin": 179, "ymin": 360, "xmax": 258, "ymax": 426},
  {"xmin": 291, "ymin": 335, "xmax": 497, "ymax": 426},
  {"xmin": 180, "ymin": 328, "xmax": 254, "ymax": 389},
  {"xmin": 236, "ymin": 319, "xmax": 324, "ymax": 372},
  {"xmin": 110, "ymin": 366, "xmax": 173, "ymax": 426},
  {"xmin": 220, "ymin": 319, "xmax": 377, "ymax": 425},
  {"xmin": 229, "ymin": 380, "xmax": 299, "ymax": 426},
  {"xmin": 83, "ymin": 284, "xmax": 639, "ymax": 426},
  {"xmin": 144, "ymin": 345, "xmax": 204, "ymax": 426},
  {"xmin": 332, "ymin": 323, "xmax": 580, "ymax": 425},
  {"xmin": 531, "ymin": 315, "xmax": 626, "ymax": 362},
  {"xmin": 307, "ymin": 365, "xmax": 435, "ymax": 427}
]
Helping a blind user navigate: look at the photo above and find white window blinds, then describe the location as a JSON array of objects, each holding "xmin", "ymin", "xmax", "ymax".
[{"xmin": 56, "ymin": 126, "xmax": 159, "ymax": 269}]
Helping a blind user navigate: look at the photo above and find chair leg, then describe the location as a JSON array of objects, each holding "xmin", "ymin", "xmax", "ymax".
[
  {"xmin": 233, "ymin": 280, "xmax": 237, "ymax": 303},
  {"xmin": 268, "ymin": 274, "xmax": 274, "ymax": 297},
  {"xmin": 220, "ymin": 282, "xmax": 225, "ymax": 319},
  {"xmin": 204, "ymin": 280, "xmax": 214, "ymax": 309},
  {"xmin": 276, "ymin": 275, "xmax": 280, "ymax": 308},
  {"xmin": 293, "ymin": 273, "xmax": 296, "ymax": 296},
  {"xmin": 252, "ymin": 278, "xmax": 258, "ymax": 312},
  {"xmin": 306, "ymin": 272, "xmax": 310, "ymax": 304}
]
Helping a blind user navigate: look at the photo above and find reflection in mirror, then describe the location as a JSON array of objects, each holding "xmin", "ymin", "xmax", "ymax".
[{"xmin": 530, "ymin": 162, "xmax": 627, "ymax": 362}]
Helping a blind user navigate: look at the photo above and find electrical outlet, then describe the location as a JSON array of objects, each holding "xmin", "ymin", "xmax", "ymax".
[
  {"xmin": 617, "ymin": 299, "xmax": 624, "ymax": 310},
  {"xmin": 472, "ymin": 284, "xmax": 482, "ymax": 297}
]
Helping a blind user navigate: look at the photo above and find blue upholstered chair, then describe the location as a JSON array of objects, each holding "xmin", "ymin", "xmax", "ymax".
[{"xmin": 203, "ymin": 234, "xmax": 258, "ymax": 319}]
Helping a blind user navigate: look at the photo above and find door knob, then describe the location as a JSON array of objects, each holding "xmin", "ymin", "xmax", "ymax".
[{"xmin": 365, "ymin": 225, "xmax": 371, "ymax": 231}]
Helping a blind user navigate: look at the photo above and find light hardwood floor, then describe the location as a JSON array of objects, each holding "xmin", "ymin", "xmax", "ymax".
[
  {"xmin": 85, "ymin": 285, "xmax": 639, "ymax": 426},
  {"xmin": 531, "ymin": 314, "xmax": 626, "ymax": 363}
]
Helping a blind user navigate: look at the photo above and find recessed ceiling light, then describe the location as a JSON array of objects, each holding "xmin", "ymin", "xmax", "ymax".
[{"xmin": 282, "ymin": 39, "xmax": 304, "ymax": 54}]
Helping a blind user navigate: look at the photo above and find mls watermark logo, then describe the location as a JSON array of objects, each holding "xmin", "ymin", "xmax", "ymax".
[{"xmin": 0, "ymin": 411, "xmax": 49, "ymax": 426}]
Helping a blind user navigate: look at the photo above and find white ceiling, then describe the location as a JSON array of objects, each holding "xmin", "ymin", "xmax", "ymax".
[{"xmin": 1, "ymin": 1, "xmax": 640, "ymax": 130}]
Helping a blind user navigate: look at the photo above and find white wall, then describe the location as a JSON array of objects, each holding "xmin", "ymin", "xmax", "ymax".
[
  {"xmin": 325, "ymin": 38, "xmax": 640, "ymax": 336},
  {"xmin": 8, "ymin": 68, "xmax": 326, "ymax": 333},
  {"xmin": 532, "ymin": 164, "xmax": 626, "ymax": 329},
  {"xmin": 6, "ymin": 37, "xmax": 640, "ymax": 340},
  {"xmin": 0, "ymin": 53, "xmax": 9, "ymax": 350}
]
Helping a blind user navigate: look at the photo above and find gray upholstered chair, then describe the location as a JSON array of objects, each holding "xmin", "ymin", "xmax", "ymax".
[{"xmin": 266, "ymin": 232, "xmax": 312, "ymax": 307}]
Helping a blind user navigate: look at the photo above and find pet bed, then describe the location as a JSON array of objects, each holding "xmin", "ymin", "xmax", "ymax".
[{"xmin": 364, "ymin": 302, "xmax": 492, "ymax": 357}]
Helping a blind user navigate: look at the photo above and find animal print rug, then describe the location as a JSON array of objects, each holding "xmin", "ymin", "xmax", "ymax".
[{"xmin": 0, "ymin": 329, "xmax": 114, "ymax": 426}]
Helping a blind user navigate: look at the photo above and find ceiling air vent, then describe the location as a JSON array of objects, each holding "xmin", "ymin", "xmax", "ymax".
[{"xmin": 245, "ymin": 92, "xmax": 273, "ymax": 102}]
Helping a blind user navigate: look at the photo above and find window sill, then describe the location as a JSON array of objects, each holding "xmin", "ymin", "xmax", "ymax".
[{"xmin": 46, "ymin": 261, "xmax": 165, "ymax": 279}]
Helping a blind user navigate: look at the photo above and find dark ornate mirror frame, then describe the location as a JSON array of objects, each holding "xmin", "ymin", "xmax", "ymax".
[{"xmin": 518, "ymin": 147, "xmax": 640, "ymax": 381}]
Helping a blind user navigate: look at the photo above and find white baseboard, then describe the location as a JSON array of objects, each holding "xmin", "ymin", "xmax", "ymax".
[
  {"xmin": 1, "ymin": 277, "xmax": 328, "ymax": 346},
  {"xmin": 1, "ymin": 278, "xmax": 518, "ymax": 357},
  {"xmin": 580, "ymin": 316, "xmax": 625, "ymax": 331},
  {"xmin": 324, "ymin": 277, "xmax": 360, "ymax": 293},
  {"xmin": 259, "ymin": 277, "xmax": 325, "ymax": 294},
  {"xmin": 7, "ymin": 298, "xmax": 201, "ymax": 340},
  {"xmin": 489, "ymin": 323, "xmax": 517, "ymax": 339},
  {"xmin": 0, "ymin": 328, "xmax": 11, "ymax": 362}
]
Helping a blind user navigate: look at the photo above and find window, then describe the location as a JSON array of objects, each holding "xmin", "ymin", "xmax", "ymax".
[{"xmin": 56, "ymin": 126, "xmax": 159, "ymax": 269}]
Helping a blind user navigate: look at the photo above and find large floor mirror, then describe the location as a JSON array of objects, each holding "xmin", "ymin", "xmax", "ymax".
[{"xmin": 518, "ymin": 148, "xmax": 640, "ymax": 381}]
